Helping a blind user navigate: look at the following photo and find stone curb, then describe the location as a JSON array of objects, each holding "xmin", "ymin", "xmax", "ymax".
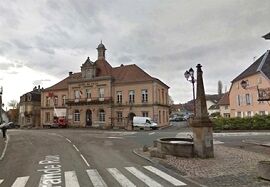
[
  {"xmin": 0, "ymin": 134, "xmax": 9, "ymax": 161},
  {"xmin": 242, "ymin": 140, "xmax": 270, "ymax": 147},
  {"xmin": 132, "ymin": 149, "xmax": 207, "ymax": 187}
]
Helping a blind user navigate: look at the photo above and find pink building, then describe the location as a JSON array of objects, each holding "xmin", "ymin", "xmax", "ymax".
[{"xmin": 229, "ymin": 50, "xmax": 270, "ymax": 117}]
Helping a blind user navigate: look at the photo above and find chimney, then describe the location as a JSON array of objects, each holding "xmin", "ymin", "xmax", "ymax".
[{"xmin": 69, "ymin": 72, "xmax": 73, "ymax": 76}]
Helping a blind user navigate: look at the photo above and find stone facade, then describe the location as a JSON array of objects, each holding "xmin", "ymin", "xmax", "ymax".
[
  {"xmin": 19, "ymin": 86, "xmax": 41, "ymax": 127},
  {"xmin": 40, "ymin": 42, "xmax": 170, "ymax": 129}
]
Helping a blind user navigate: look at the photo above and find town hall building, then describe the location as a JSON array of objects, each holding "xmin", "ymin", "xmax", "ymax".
[{"xmin": 40, "ymin": 42, "xmax": 170, "ymax": 129}]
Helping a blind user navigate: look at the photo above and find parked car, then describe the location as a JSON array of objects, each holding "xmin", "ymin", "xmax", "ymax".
[
  {"xmin": 6, "ymin": 122, "xmax": 20, "ymax": 129},
  {"xmin": 133, "ymin": 117, "xmax": 158, "ymax": 129},
  {"xmin": 169, "ymin": 117, "xmax": 186, "ymax": 122}
]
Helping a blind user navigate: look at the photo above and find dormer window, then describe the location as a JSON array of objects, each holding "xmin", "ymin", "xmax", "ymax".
[{"xmin": 81, "ymin": 57, "xmax": 96, "ymax": 79}]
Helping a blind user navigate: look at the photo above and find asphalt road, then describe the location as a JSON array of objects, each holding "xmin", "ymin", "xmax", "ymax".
[{"xmin": 0, "ymin": 128, "xmax": 200, "ymax": 187}]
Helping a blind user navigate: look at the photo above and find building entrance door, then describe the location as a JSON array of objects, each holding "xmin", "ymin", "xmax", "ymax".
[{"xmin": 86, "ymin": 109, "xmax": 92, "ymax": 126}]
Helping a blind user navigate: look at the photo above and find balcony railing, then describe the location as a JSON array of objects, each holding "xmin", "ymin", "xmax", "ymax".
[{"xmin": 66, "ymin": 97, "xmax": 113, "ymax": 105}]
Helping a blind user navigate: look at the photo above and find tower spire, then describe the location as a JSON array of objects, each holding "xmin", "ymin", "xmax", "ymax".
[{"xmin": 97, "ymin": 41, "xmax": 106, "ymax": 60}]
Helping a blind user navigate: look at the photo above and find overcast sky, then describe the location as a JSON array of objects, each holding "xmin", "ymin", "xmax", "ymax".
[{"xmin": 0, "ymin": 0, "xmax": 270, "ymax": 108}]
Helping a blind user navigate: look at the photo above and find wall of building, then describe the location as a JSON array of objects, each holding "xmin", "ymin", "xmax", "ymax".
[
  {"xmin": 230, "ymin": 73, "xmax": 270, "ymax": 117},
  {"xmin": 219, "ymin": 105, "xmax": 230, "ymax": 117},
  {"xmin": 40, "ymin": 90, "xmax": 68, "ymax": 126}
]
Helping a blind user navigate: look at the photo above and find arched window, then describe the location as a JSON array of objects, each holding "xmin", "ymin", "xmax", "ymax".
[
  {"xmin": 99, "ymin": 109, "xmax": 105, "ymax": 122},
  {"xmin": 74, "ymin": 110, "xmax": 80, "ymax": 122}
]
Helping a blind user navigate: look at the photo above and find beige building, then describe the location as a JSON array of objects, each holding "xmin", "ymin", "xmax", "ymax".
[
  {"xmin": 41, "ymin": 42, "xmax": 170, "ymax": 128},
  {"xmin": 229, "ymin": 50, "xmax": 270, "ymax": 117},
  {"xmin": 19, "ymin": 86, "xmax": 42, "ymax": 127},
  {"xmin": 218, "ymin": 92, "xmax": 230, "ymax": 118}
]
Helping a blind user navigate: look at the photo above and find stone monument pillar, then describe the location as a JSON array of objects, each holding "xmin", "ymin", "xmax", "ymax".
[{"xmin": 191, "ymin": 64, "xmax": 214, "ymax": 158}]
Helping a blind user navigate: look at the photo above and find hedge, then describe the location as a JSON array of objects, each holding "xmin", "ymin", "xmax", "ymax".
[{"xmin": 212, "ymin": 114, "xmax": 270, "ymax": 130}]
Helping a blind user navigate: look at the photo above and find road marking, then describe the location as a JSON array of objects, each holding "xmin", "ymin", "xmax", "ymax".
[
  {"xmin": 107, "ymin": 168, "xmax": 136, "ymax": 187},
  {"xmin": 149, "ymin": 132, "xmax": 155, "ymax": 135},
  {"xmin": 73, "ymin": 145, "xmax": 80, "ymax": 152},
  {"xmin": 86, "ymin": 169, "xmax": 108, "ymax": 187},
  {"xmin": 107, "ymin": 137, "xmax": 124, "ymax": 139},
  {"xmin": 66, "ymin": 138, "xmax": 72, "ymax": 143},
  {"xmin": 144, "ymin": 166, "xmax": 186, "ymax": 186},
  {"xmin": 80, "ymin": 154, "xmax": 90, "ymax": 167},
  {"xmin": 0, "ymin": 135, "xmax": 9, "ymax": 160},
  {"xmin": 125, "ymin": 167, "xmax": 163, "ymax": 187},
  {"xmin": 11, "ymin": 176, "xmax": 29, "ymax": 187},
  {"xmin": 65, "ymin": 171, "xmax": 80, "ymax": 187},
  {"xmin": 0, "ymin": 179, "xmax": 3, "ymax": 184},
  {"xmin": 213, "ymin": 140, "xmax": 224, "ymax": 144}
]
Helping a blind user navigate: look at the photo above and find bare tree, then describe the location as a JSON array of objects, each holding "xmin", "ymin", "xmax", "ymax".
[
  {"xmin": 218, "ymin": 80, "xmax": 223, "ymax": 96},
  {"xmin": 8, "ymin": 100, "xmax": 18, "ymax": 109},
  {"xmin": 168, "ymin": 95, "xmax": 174, "ymax": 105}
]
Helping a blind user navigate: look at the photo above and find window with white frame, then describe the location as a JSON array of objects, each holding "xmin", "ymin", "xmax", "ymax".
[
  {"xmin": 237, "ymin": 95, "xmax": 241, "ymax": 106},
  {"xmin": 62, "ymin": 95, "xmax": 66, "ymax": 106},
  {"xmin": 86, "ymin": 88, "xmax": 91, "ymax": 99},
  {"xmin": 259, "ymin": 111, "xmax": 266, "ymax": 115},
  {"xmin": 245, "ymin": 94, "xmax": 251, "ymax": 105},
  {"xmin": 117, "ymin": 112, "xmax": 123, "ymax": 122},
  {"xmin": 74, "ymin": 90, "xmax": 80, "ymax": 99},
  {"xmin": 142, "ymin": 111, "xmax": 148, "ymax": 117},
  {"xmin": 46, "ymin": 97, "xmax": 50, "ymax": 107},
  {"xmin": 54, "ymin": 96, "xmax": 58, "ymax": 106},
  {"xmin": 45, "ymin": 112, "xmax": 50, "ymax": 122},
  {"xmin": 142, "ymin": 89, "xmax": 148, "ymax": 103},
  {"xmin": 99, "ymin": 109, "xmax": 105, "ymax": 122},
  {"xmin": 247, "ymin": 111, "xmax": 252, "ymax": 117},
  {"xmin": 74, "ymin": 110, "xmax": 80, "ymax": 122},
  {"xmin": 237, "ymin": 112, "xmax": 241, "ymax": 117},
  {"xmin": 99, "ymin": 88, "xmax": 104, "ymax": 98},
  {"xmin": 116, "ymin": 91, "xmax": 122, "ymax": 104},
  {"xmin": 129, "ymin": 90, "xmax": 135, "ymax": 103}
]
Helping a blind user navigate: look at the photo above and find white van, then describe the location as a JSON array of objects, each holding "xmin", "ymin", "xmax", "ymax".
[{"xmin": 132, "ymin": 117, "xmax": 158, "ymax": 129}]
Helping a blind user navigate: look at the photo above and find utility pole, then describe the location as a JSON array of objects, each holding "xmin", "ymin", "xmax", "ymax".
[{"xmin": 0, "ymin": 87, "xmax": 3, "ymax": 124}]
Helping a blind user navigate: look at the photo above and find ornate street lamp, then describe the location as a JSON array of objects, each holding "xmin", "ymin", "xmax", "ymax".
[
  {"xmin": 184, "ymin": 68, "xmax": 196, "ymax": 115},
  {"xmin": 240, "ymin": 80, "xmax": 248, "ymax": 89}
]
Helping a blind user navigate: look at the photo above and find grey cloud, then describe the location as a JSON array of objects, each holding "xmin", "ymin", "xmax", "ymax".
[
  {"xmin": 11, "ymin": 39, "xmax": 32, "ymax": 50},
  {"xmin": 33, "ymin": 79, "xmax": 51, "ymax": 86},
  {"xmin": 0, "ymin": 62, "xmax": 15, "ymax": 70},
  {"xmin": 8, "ymin": 71, "xmax": 18, "ymax": 75},
  {"xmin": 117, "ymin": 55, "xmax": 133, "ymax": 63}
]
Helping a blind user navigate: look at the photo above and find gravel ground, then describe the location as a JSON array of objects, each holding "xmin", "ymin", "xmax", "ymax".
[{"xmin": 165, "ymin": 145, "xmax": 270, "ymax": 187}]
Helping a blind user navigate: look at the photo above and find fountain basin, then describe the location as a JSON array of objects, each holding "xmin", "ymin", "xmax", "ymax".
[{"xmin": 156, "ymin": 138, "xmax": 194, "ymax": 157}]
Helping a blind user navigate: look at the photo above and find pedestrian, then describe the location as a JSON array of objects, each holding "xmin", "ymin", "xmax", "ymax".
[{"xmin": 0, "ymin": 121, "xmax": 7, "ymax": 139}]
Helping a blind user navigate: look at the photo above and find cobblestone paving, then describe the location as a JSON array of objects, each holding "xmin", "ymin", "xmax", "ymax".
[{"xmin": 165, "ymin": 145, "xmax": 270, "ymax": 187}]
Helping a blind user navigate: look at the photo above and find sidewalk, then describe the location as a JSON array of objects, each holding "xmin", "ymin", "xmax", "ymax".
[{"xmin": 135, "ymin": 144, "xmax": 270, "ymax": 187}]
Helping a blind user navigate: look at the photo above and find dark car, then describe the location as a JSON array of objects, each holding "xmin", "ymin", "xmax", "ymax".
[
  {"xmin": 7, "ymin": 122, "xmax": 20, "ymax": 129},
  {"xmin": 169, "ymin": 117, "xmax": 186, "ymax": 122}
]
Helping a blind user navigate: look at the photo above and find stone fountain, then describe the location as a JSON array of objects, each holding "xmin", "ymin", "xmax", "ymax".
[{"xmin": 152, "ymin": 64, "xmax": 214, "ymax": 158}]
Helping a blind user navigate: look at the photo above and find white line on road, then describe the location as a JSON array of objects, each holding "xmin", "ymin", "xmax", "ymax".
[
  {"xmin": 65, "ymin": 171, "xmax": 80, "ymax": 187},
  {"xmin": 11, "ymin": 176, "xmax": 29, "ymax": 187},
  {"xmin": 107, "ymin": 168, "xmax": 136, "ymax": 187},
  {"xmin": 73, "ymin": 145, "xmax": 79, "ymax": 152},
  {"xmin": 107, "ymin": 137, "xmax": 124, "ymax": 139},
  {"xmin": 144, "ymin": 166, "xmax": 186, "ymax": 186},
  {"xmin": 0, "ymin": 135, "xmax": 9, "ymax": 161},
  {"xmin": 125, "ymin": 167, "xmax": 163, "ymax": 187},
  {"xmin": 87, "ymin": 169, "xmax": 108, "ymax": 187},
  {"xmin": 80, "ymin": 154, "xmax": 90, "ymax": 167},
  {"xmin": 66, "ymin": 138, "xmax": 72, "ymax": 143},
  {"xmin": 0, "ymin": 179, "xmax": 3, "ymax": 184},
  {"xmin": 149, "ymin": 132, "xmax": 155, "ymax": 135}
]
